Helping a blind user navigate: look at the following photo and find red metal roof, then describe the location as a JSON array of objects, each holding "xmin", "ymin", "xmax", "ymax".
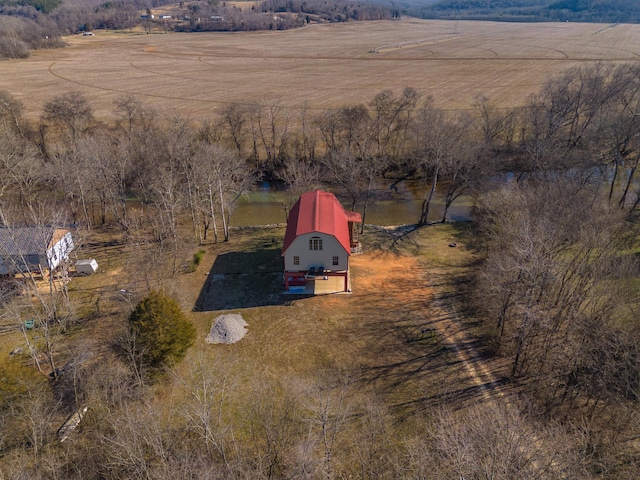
[{"xmin": 282, "ymin": 190, "xmax": 361, "ymax": 255}]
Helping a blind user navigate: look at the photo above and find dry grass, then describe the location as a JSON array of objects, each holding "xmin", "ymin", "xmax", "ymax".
[
  {"xmin": 0, "ymin": 221, "xmax": 509, "ymax": 431},
  {"xmin": 169, "ymin": 223, "xmax": 500, "ymax": 417},
  {"xmin": 3, "ymin": 19, "xmax": 640, "ymax": 120}
]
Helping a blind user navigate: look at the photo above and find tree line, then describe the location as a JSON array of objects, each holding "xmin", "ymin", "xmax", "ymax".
[
  {"xmin": 4, "ymin": 63, "xmax": 640, "ymax": 268},
  {"xmin": 472, "ymin": 62, "xmax": 640, "ymax": 477},
  {"xmin": 0, "ymin": 86, "xmax": 480, "ymax": 245},
  {"xmin": 404, "ymin": 0, "xmax": 640, "ymax": 23},
  {"xmin": 0, "ymin": 347, "xmax": 591, "ymax": 478},
  {"xmin": 173, "ymin": 0, "xmax": 393, "ymax": 33}
]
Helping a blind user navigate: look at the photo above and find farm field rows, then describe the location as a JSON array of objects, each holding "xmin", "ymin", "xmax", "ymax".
[{"xmin": 2, "ymin": 18, "xmax": 640, "ymax": 119}]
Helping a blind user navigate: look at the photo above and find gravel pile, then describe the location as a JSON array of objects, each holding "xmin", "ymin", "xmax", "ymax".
[{"xmin": 206, "ymin": 314, "xmax": 248, "ymax": 344}]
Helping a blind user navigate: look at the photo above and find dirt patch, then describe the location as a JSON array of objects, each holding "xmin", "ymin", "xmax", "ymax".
[{"xmin": 338, "ymin": 229, "xmax": 510, "ymax": 410}]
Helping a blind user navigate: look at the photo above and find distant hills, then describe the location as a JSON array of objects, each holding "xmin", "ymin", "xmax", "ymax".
[
  {"xmin": 402, "ymin": 0, "xmax": 640, "ymax": 23},
  {"xmin": 0, "ymin": 0, "xmax": 60, "ymax": 14}
]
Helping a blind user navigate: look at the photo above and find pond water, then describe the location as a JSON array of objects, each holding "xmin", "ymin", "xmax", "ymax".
[{"xmin": 230, "ymin": 181, "xmax": 473, "ymax": 227}]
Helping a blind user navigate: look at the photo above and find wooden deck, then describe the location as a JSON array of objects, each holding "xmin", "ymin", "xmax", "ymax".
[{"xmin": 286, "ymin": 272, "xmax": 350, "ymax": 295}]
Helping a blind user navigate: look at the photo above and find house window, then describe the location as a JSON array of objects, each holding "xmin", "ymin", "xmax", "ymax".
[
  {"xmin": 332, "ymin": 256, "xmax": 339, "ymax": 266},
  {"xmin": 293, "ymin": 256, "xmax": 300, "ymax": 265},
  {"xmin": 309, "ymin": 237, "xmax": 322, "ymax": 251}
]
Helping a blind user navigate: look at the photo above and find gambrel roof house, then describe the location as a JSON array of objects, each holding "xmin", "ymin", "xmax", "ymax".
[
  {"xmin": 282, "ymin": 190, "xmax": 361, "ymax": 293},
  {"xmin": 0, "ymin": 227, "xmax": 74, "ymax": 275}
]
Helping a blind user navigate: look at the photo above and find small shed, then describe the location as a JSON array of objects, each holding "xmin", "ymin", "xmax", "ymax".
[{"xmin": 76, "ymin": 258, "xmax": 98, "ymax": 275}]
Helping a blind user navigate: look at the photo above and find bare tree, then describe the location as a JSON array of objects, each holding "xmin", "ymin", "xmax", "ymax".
[
  {"xmin": 62, "ymin": 132, "xmax": 132, "ymax": 231},
  {"xmin": 218, "ymin": 102, "xmax": 252, "ymax": 159},
  {"xmin": 113, "ymin": 94, "xmax": 143, "ymax": 142},
  {"xmin": 246, "ymin": 378, "xmax": 302, "ymax": 479},
  {"xmin": 292, "ymin": 102, "xmax": 318, "ymax": 162},
  {"xmin": 516, "ymin": 63, "xmax": 620, "ymax": 178},
  {"xmin": 419, "ymin": 404, "xmax": 590, "ymax": 479},
  {"xmin": 369, "ymin": 87, "xmax": 421, "ymax": 160},
  {"xmin": 98, "ymin": 401, "xmax": 170, "ymax": 478},
  {"xmin": 349, "ymin": 395, "xmax": 394, "ymax": 479},
  {"xmin": 474, "ymin": 178, "xmax": 638, "ymax": 384},
  {"xmin": 412, "ymin": 101, "xmax": 469, "ymax": 225},
  {"xmin": 13, "ymin": 383, "xmax": 60, "ymax": 461},
  {"xmin": 256, "ymin": 98, "xmax": 291, "ymax": 170},
  {"xmin": 438, "ymin": 115, "xmax": 481, "ymax": 223},
  {"xmin": 0, "ymin": 90, "xmax": 26, "ymax": 138},
  {"xmin": 316, "ymin": 109, "xmax": 341, "ymax": 156},
  {"xmin": 113, "ymin": 95, "xmax": 160, "ymax": 154},
  {"xmin": 279, "ymin": 155, "xmax": 320, "ymax": 220},
  {"xmin": 316, "ymin": 102, "xmax": 380, "ymax": 228},
  {"xmin": 306, "ymin": 369, "xmax": 354, "ymax": 480},
  {"xmin": 0, "ymin": 134, "xmax": 44, "ymax": 224},
  {"xmin": 177, "ymin": 354, "xmax": 239, "ymax": 472},
  {"xmin": 192, "ymin": 145, "xmax": 221, "ymax": 243},
  {"xmin": 474, "ymin": 93, "xmax": 517, "ymax": 151},
  {"xmin": 48, "ymin": 150, "xmax": 92, "ymax": 229},
  {"xmin": 41, "ymin": 92, "xmax": 95, "ymax": 153},
  {"xmin": 321, "ymin": 151, "xmax": 363, "ymax": 212},
  {"xmin": 591, "ymin": 64, "xmax": 640, "ymax": 209},
  {"xmin": 342, "ymin": 104, "xmax": 373, "ymax": 160},
  {"xmin": 148, "ymin": 156, "xmax": 183, "ymax": 275},
  {"xmin": 195, "ymin": 144, "xmax": 252, "ymax": 242}
]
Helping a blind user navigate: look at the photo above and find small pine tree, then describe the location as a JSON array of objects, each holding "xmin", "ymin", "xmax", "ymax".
[{"xmin": 128, "ymin": 290, "xmax": 196, "ymax": 373}]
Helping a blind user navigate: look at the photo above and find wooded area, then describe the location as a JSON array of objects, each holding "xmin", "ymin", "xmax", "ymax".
[
  {"xmin": 406, "ymin": 0, "xmax": 640, "ymax": 23},
  {"xmin": 1, "ymin": 62, "xmax": 640, "ymax": 477}
]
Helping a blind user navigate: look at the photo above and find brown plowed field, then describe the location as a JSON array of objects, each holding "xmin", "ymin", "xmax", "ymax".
[{"xmin": 3, "ymin": 19, "xmax": 640, "ymax": 119}]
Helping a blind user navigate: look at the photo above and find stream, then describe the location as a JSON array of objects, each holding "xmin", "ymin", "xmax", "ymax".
[{"xmin": 231, "ymin": 181, "xmax": 473, "ymax": 226}]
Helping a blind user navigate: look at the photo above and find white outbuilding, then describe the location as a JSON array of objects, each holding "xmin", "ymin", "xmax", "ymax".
[
  {"xmin": 0, "ymin": 227, "xmax": 74, "ymax": 276},
  {"xmin": 76, "ymin": 258, "xmax": 98, "ymax": 275}
]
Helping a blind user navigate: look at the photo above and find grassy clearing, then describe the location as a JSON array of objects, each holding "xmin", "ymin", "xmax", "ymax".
[
  {"xmin": 0, "ymin": 221, "xmax": 530, "ymax": 480},
  {"xmin": 167, "ymin": 222, "xmax": 482, "ymax": 420},
  {"xmin": 0, "ymin": 221, "xmax": 488, "ymax": 438}
]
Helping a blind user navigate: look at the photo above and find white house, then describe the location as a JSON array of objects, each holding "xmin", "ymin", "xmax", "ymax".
[
  {"xmin": 0, "ymin": 227, "xmax": 74, "ymax": 275},
  {"xmin": 282, "ymin": 190, "xmax": 361, "ymax": 293}
]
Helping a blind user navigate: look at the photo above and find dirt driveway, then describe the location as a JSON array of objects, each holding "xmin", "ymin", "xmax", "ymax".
[{"xmin": 344, "ymin": 248, "xmax": 507, "ymax": 410}]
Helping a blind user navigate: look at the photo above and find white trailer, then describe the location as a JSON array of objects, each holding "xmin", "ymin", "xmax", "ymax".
[{"xmin": 76, "ymin": 258, "xmax": 98, "ymax": 275}]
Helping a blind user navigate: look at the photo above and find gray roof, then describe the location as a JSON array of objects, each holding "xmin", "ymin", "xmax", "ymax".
[{"xmin": 0, "ymin": 227, "xmax": 57, "ymax": 256}]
